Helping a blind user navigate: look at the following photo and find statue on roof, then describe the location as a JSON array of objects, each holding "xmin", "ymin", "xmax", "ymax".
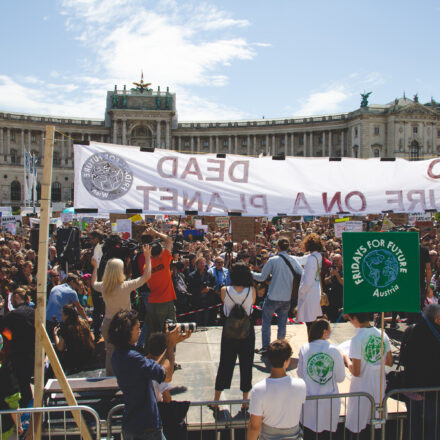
[
  {"xmin": 132, "ymin": 71, "xmax": 152, "ymax": 93},
  {"xmin": 360, "ymin": 91, "xmax": 372, "ymax": 108},
  {"xmin": 413, "ymin": 93, "xmax": 419, "ymax": 103}
]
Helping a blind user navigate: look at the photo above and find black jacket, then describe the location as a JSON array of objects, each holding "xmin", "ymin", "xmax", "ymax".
[{"xmin": 404, "ymin": 319, "xmax": 440, "ymax": 389}]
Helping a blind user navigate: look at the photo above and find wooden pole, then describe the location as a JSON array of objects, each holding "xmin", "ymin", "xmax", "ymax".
[
  {"xmin": 379, "ymin": 311, "xmax": 385, "ymax": 408},
  {"xmin": 33, "ymin": 126, "xmax": 55, "ymax": 439},
  {"xmin": 35, "ymin": 317, "xmax": 93, "ymax": 440}
]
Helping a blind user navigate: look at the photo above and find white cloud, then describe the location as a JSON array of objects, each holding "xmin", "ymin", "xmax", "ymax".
[
  {"xmin": 294, "ymin": 72, "xmax": 387, "ymax": 116},
  {"xmin": 294, "ymin": 87, "xmax": 349, "ymax": 116}
]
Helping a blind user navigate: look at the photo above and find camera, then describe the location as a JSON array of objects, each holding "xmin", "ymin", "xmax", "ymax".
[
  {"xmin": 165, "ymin": 319, "xmax": 197, "ymax": 333},
  {"xmin": 224, "ymin": 241, "xmax": 233, "ymax": 252}
]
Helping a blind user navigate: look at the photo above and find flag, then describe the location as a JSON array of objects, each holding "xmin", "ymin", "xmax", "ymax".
[{"xmin": 32, "ymin": 153, "xmax": 38, "ymax": 203}]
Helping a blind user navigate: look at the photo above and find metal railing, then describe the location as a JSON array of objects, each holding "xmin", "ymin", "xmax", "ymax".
[
  {"xmin": 381, "ymin": 386, "xmax": 440, "ymax": 440},
  {"xmin": 0, "ymin": 405, "xmax": 101, "ymax": 439},
  {"xmin": 107, "ymin": 393, "xmax": 377, "ymax": 440}
]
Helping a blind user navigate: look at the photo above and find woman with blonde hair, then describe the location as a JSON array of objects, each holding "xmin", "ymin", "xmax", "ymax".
[{"xmin": 91, "ymin": 244, "xmax": 151, "ymax": 375}]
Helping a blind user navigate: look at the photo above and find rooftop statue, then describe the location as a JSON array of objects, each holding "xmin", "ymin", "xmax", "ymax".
[
  {"xmin": 132, "ymin": 72, "xmax": 151, "ymax": 93},
  {"xmin": 360, "ymin": 91, "xmax": 372, "ymax": 108}
]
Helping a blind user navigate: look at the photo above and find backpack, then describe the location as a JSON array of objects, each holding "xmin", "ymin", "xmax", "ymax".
[{"xmin": 223, "ymin": 287, "xmax": 251, "ymax": 339}]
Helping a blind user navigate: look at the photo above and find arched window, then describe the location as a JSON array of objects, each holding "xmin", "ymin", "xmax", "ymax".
[
  {"xmin": 373, "ymin": 149, "xmax": 380, "ymax": 158},
  {"xmin": 409, "ymin": 141, "xmax": 420, "ymax": 161},
  {"xmin": 10, "ymin": 181, "xmax": 21, "ymax": 201},
  {"xmin": 51, "ymin": 182, "xmax": 61, "ymax": 202}
]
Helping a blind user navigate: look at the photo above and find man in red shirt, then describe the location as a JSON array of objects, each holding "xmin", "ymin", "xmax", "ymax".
[{"xmin": 137, "ymin": 228, "xmax": 176, "ymax": 345}]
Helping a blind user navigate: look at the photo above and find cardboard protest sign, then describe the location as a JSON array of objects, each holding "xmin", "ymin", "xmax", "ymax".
[
  {"xmin": 109, "ymin": 213, "xmax": 131, "ymax": 224},
  {"xmin": 343, "ymin": 232, "xmax": 420, "ymax": 313},
  {"xmin": 231, "ymin": 217, "xmax": 257, "ymax": 243},
  {"xmin": 216, "ymin": 217, "xmax": 229, "ymax": 229},
  {"xmin": 116, "ymin": 219, "xmax": 132, "ymax": 240}
]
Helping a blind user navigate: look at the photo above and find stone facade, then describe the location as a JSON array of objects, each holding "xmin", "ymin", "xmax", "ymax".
[{"xmin": 1, "ymin": 86, "xmax": 439, "ymax": 206}]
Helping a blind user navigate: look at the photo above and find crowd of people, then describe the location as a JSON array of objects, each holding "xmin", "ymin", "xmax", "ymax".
[{"xmin": 0, "ymin": 214, "xmax": 439, "ymax": 439}]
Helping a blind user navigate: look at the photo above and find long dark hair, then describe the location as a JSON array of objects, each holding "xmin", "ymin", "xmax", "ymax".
[
  {"xmin": 230, "ymin": 262, "xmax": 253, "ymax": 287},
  {"xmin": 308, "ymin": 319, "xmax": 330, "ymax": 343},
  {"xmin": 62, "ymin": 304, "xmax": 94, "ymax": 352},
  {"xmin": 108, "ymin": 310, "xmax": 139, "ymax": 349}
]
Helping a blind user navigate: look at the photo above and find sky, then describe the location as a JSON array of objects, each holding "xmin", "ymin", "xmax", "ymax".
[{"xmin": 0, "ymin": 0, "xmax": 439, "ymax": 121}]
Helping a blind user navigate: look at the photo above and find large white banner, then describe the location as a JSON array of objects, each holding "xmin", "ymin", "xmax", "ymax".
[{"xmin": 74, "ymin": 142, "xmax": 440, "ymax": 216}]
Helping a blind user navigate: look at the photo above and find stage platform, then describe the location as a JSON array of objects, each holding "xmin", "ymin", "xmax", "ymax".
[{"xmin": 45, "ymin": 322, "xmax": 405, "ymax": 429}]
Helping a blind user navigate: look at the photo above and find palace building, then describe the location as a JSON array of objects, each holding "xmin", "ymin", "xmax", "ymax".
[{"xmin": 1, "ymin": 80, "xmax": 440, "ymax": 206}]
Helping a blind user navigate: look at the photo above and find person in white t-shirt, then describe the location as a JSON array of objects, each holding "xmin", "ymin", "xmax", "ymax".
[
  {"xmin": 248, "ymin": 339, "xmax": 306, "ymax": 440},
  {"xmin": 345, "ymin": 312, "xmax": 393, "ymax": 435},
  {"xmin": 298, "ymin": 319, "xmax": 346, "ymax": 439}
]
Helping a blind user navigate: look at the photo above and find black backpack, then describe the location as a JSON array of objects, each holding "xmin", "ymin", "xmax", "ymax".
[{"xmin": 224, "ymin": 287, "xmax": 251, "ymax": 339}]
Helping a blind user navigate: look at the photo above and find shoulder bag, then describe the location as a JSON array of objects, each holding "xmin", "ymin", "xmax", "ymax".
[
  {"xmin": 279, "ymin": 254, "xmax": 301, "ymax": 300},
  {"xmin": 311, "ymin": 254, "xmax": 330, "ymax": 307}
]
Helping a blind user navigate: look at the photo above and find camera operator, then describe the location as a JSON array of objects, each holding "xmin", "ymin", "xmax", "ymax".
[
  {"xmin": 171, "ymin": 261, "xmax": 192, "ymax": 316},
  {"xmin": 220, "ymin": 242, "xmax": 236, "ymax": 270},
  {"xmin": 187, "ymin": 257, "xmax": 218, "ymax": 326},
  {"xmin": 137, "ymin": 228, "xmax": 177, "ymax": 347}
]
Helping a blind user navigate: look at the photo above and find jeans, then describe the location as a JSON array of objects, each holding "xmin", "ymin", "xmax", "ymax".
[
  {"xmin": 262, "ymin": 298, "xmax": 291, "ymax": 349},
  {"xmin": 122, "ymin": 428, "xmax": 166, "ymax": 440}
]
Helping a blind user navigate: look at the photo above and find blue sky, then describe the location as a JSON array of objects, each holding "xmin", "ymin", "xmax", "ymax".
[{"xmin": 0, "ymin": 0, "xmax": 438, "ymax": 121}]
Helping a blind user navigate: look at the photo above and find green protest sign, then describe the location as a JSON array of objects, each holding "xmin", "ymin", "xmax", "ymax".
[{"xmin": 343, "ymin": 232, "xmax": 420, "ymax": 313}]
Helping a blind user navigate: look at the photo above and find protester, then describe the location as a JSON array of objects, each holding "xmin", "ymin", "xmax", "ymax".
[
  {"xmin": 251, "ymin": 238, "xmax": 303, "ymax": 355},
  {"xmin": 46, "ymin": 273, "xmax": 90, "ymax": 341},
  {"xmin": 139, "ymin": 228, "xmax": 177, "ymax": 344},
  {"xmin": 187, "ymin": 257, "xmax": 217, "ymax": 326},
  {"xmin": 247, "ymin": 339, "xmax": 306, "ymax": 440},
  {"xmin": 211, "ymin": 263, "xmax": 256, "ymax": 415},
  {"xmin": 298, "ymin": 233, "xmax": 324, "ymax": 330},
  {"xmin": 91, "ymin": 244, "xmax": 151, "ymax": 375},
  {"xmin": 208, "ymin": 256, "xmax": 231, "ymax": 292},
  {"xmin": 2, "ymin": 287, "xmax": 35, "ymax": 407},
  {"xmin": 345, "ymin": 312, "xmax": 393, "ymax": 436},
  {"xmin": 324, "ymin": 253, "xmax": 344, "ymax": 322},
  {"xmin": 297, "ymin": 319, "xmax": 346, "ymax": 438},
  {"xmin": 54, "ymin": 304, "xmax": 96, "ymax": 372},
  {"xmin": 403, "ymin": 303, "xmax": 440, "ymax": 440}
]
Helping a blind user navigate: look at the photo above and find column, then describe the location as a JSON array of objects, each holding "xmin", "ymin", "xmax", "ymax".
[
  {"xmin": 432, "ymin": 123, "xmax": 435, "ymax": 154},
  {"xmin": 309, "ymin": 132, "xmax": 313, "ymax": 157},
  {"xmin": 265, "ymin": 135, "xmax": 269, "ymax": 155},
  {"xmin": 40, "ymin": 130, "xmax": 44, "ymax": 158},
  {"xmin": 113, "ymin": 122, "xmax": 117, "ymax": 144},
  {"xmin": 0, "ymin": 128, "xmax": 3, "ymax": 157},
  {"xmin": 216, "ymin": 136, "xmax": 219, "ymax": 153},
  {"xmin": 246, "ymin": 135, "xmax": 250, "ymax": 155},
  {"xmin": 234, "ymin": 136, "xmax": 238, "ymax": 154},
  {"xmin": 291, "ymin": 133, "xmax": 294, "ymax": 156},
  {"xmin": 122, "ymin": 119, "xmax": 127, "ymax": 145},
  {"xmin": 190, "ymin": 136, "xmax": 194, "ymax": 152},
  {"xmin": 21, "ymin": 129, "xmax": 24, "ymax": 149},
  {"xmin": 27, "ymin": 130, "xmax": 31, "ymax": 149},
  {"xmin": 6, "ymin": 128, "xmax": 10, "ymax": 157},
  {"xmin": 284, "ymin": 133, "xmax": 287, "ymax": 155},
  {"xmin": 253, "ymin": 135, "xmax": 257, "ymax": 156},
  {"xmin": 341, "ymin": 130, "xmax": 345, "ymax": 157},
  {"xmin": 303, "ymin": 133, "xmax": 307, "ymax": 156},
  {"xmin": 178, "ymin": 136, "xmax": 182, "ymax": 152},
  {"xmin": 165, "ymin": 121, "xmax": 170, "ymax": 149},
  {"xmin": 328, "ymin": 130, "xmax": 332, "ymax": 157},
  {"xmin": 209, "ymin": 136, "xmax": 213, "ymax": 153},
  {"xmin": 272, "ymin": 135, "xmax": 276, "ymax": 155},
  {"xmin": 322, "ymin": 131, "xmax": 326, "ymax": 157},
  {"xmin": 228, "ymin": 136, "xmax": 232, "ymax": 153},
  {"xmin": 81, "ymin": 133, "xmax": 85, "ymax": 141},
  {"xmin": 101, "ymin": 135, "xmax": 104, "ymax": 142},
  {"xmin": 156, "ymin": 121, "xmax": 161, "ymax": 148},
  {"xmin": 197, "ymin": 136, "xmax": 200, "ymax": 152}
]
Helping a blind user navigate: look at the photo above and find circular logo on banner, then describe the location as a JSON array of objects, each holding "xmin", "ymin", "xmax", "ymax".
[
  {"xmin": 361, "ymin": 249, "xmax": 399, "ymax": 288},
  {"xmin": 307, "ymin": 352, "xmax": 334, "ymax": 385},
  {"xmin": 81, "ymin": 153, "xmax": 133, "ymax": 200},
  {"xmin": 363, "ymin": 335, "xmax": 383, "ymax": 364}
]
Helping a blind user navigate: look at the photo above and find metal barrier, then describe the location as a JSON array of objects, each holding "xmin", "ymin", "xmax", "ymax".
[
  {"xmin": 381, "ymin": 386, "xmax": 440, "ymax": 440},
  {"xmin": 107, "ymin": 392, "xmax": 377, "ymax": 440},
  {"xmin": 0, "ymin": 405, "xmax": 101, "ymax": 439}
]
